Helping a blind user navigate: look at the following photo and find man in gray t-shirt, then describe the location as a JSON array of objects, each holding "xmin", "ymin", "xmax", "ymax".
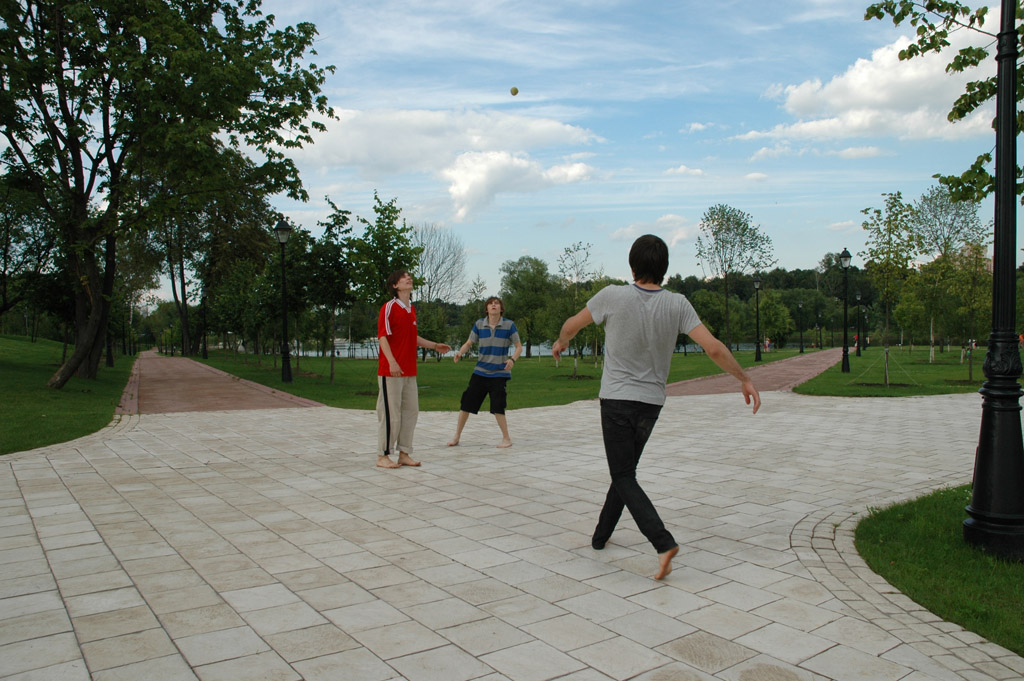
[{"xmin": 553, "ymin": 235, "xmax": 760, "ymax": 581}]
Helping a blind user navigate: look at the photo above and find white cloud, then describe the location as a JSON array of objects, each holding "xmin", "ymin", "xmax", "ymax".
[
  {"xmin": 665, "ymin": 164, "xmax": 705, "ymax": 176},
  {"xmin": 834, "ymin": 146, "xmax": 882, "ymax": 159},
  {"xmin": 827, "ymin": 220, "xmax": 857, "ymax": 232},
  {"xmin": 746, "ymin": 172, "xmax": 769, "ymax": 181},
  {"xmin": 740, "ymin": 33, "xmax": 995, "ymax": 142},
  {"xmin": 611, "ymin": 214, "xmax": 694, "ymax": 247},
  {"xmin": 684, "ymin": 122, "xmax": 710, "ymax": 133},
  {"xmin": 750, "ymin": 144, "xmax": 794, "ymax": 161},
  {"xmin": 441, "ymin": 151, "xmax": 594, "ymax": 220},
  {"xmin": 297, "ymin": 109, "xmax": 598, "ymax": 177}
]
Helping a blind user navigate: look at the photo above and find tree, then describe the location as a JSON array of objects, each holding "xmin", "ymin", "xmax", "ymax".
[
  {"xmin": 310, "ymin": 198, "xmax": 354, "ymax": 383},
  {"xmin": 893, "ymin": 274, "xmax": 929, "ymax": 350},
  {"xmin": 946, "ymin": 241, "xmax": 993, "ymax": 380},
  {"xmin": 694, "ymin": 204, "xmax": 776, "ymax": 349},
  {"xmin": 412, "ymin": 224, "xmax": 467, "ymax": 305},
  {"xmin": 913, "ymin": 185, "xmax": 987, "ymax": 259},
  {"xmin": 865, "ymin": 1, "xmax": 1022, "ymax": 203},
  {"xmin": 0, "ymin": 175, "xmax": 54, "ymax": 316},
  {"xmin": 1, "ymin": 0, "xmax": 334, "ymax": 387},
  {"xmin": 555, "ymin": 242, "xmax": 600, "ymax": 371},
  {"xmin": 351, "ymin": 192, "xmax": 421, "ymax": 307},
  {"xmin": 861, "ymin": 191, "xmax": 919, "ymax": 385},
  {"xmin": 757, "ymin": 290, "xmax": 795, "ymax": 349},
  {"xmin": 499, "ymin": 256, "xmax": 552, "ymax": 357}
]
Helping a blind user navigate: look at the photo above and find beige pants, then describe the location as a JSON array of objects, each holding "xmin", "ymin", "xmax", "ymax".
[{"xmin": 377, "ymin": 375, "xmax": 419, "ymax": 457}]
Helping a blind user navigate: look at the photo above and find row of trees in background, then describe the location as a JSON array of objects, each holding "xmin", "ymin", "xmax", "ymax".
[
  {"xmin": 1, "ymin": 131, "xmax": 1006, "ymax": 387},
  {"xmin": 2, "ymin": 0, "xmax": 1018, "ymax": 388}
]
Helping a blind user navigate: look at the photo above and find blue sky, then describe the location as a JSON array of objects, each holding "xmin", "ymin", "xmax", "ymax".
[{"xmin": 260, "ymin": 0, "xmax": 1008, "ymax": 300}]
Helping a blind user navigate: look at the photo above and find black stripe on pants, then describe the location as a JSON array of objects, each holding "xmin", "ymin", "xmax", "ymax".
[{"xmin": 381, "ymin": 377, "xmax": 392, "ymax": 456}]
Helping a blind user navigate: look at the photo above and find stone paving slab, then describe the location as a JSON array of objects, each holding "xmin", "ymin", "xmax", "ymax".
[{"xmin": 3, "ymin": 351, "xmax": 1022, "ymax": 680}]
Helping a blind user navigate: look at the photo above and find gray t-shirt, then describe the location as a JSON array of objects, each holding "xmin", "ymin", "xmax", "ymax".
[{"xmin": 587, "ymin": 284, "xmax": 702, "ymax": 405}]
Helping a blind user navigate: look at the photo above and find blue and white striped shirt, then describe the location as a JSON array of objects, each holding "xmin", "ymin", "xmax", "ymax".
[{"xmin": 468, "ymin": 318, "xmax": 520, "ymax": 378}]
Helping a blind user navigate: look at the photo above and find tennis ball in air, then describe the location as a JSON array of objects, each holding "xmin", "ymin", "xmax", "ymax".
[{"xmin": 510, "ymin": 87, "xmax": 519, "ymax": 96}]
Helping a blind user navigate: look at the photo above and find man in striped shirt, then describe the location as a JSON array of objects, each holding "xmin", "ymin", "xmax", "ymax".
[{"xmin": 447, "ymin": 296, "xmax": 523, "ymax": 448}]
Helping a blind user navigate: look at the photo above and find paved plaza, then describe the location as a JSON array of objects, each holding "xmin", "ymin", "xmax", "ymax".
[{"xmin": 2, "ymin": 352, "xmax": 1022, "ymax": 680}]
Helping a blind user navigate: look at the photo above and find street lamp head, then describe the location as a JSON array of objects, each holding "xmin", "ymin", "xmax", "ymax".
[
  {"xmin": 274, "ymin": 219, "xmax": 293, "ymax": 245},
  {"xmin": 856, "ymin": 290, "xmax": 861, "ymax": 302},
  {"xmin": 839, "ymin": 247, "xmax": 852, "ymax": 269},
  {"xmin": 753, "ymin": 275, "xmax": 761, "ymax": 290}
]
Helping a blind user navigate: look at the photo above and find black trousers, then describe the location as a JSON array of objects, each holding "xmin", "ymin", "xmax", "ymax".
[{"xmin": 592, "ymin": 399, "xmax": 677, "ymax": 553}]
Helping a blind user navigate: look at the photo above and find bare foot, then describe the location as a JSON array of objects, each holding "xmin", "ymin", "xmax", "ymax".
[
  {"xmin": 396, "ymin": 453, "xmax": 421, "ymax": 467},
  {"xmin": 496, "ymin": 439, "xmax": 512, "ymax": 449},
  {"xmin": 377, "ymin": 455, "xmax": 400, "ymax": 469},
  {"xmin": 655, "ymin": 546, "xmax": 679, "ymax": 580},
  {"xmin": 447, "ymin": 438, "xmax": 460, "ymax": 447}
]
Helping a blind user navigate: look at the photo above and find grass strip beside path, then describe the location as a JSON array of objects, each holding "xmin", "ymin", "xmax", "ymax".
[
  {"xmin": 1, "ymin": 335, "xmax": 133, "ymax": 456},
  {"xmin": 856, "ymin": 485, "xmax": 1024, "ymax": 656},
  {"xmin": 795, "ymin": 346, "xmax": 985, "ymax": 397}
]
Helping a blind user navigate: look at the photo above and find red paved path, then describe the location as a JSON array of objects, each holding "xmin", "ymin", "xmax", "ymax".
[
  {"xmin": 665, "ymin": 347, "xmax": 842, "ymax": 396},
  {"xmin": 118, "ymin": 347, "xmax": 841, "ymax": 415},
  {"xmin": 116, "ymin": 350, "xmax": 324, "ymax": 415}
]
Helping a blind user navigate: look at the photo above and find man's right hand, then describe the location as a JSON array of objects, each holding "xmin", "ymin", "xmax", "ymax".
[{"xmin": 389, "ymin": 360, "xmax": 402, "ymax": 377}]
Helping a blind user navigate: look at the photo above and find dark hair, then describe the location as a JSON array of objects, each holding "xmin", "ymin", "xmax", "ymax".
[
  {"xmin": 386, "ymin": 269, "xmax": 409, "ymax": 297},
  {"xmin": 629, "ymin": 234, "xmax": 669, "ymax": 284},
  {"xmin": 484, "ymin": 296, "xmax": 505, "ymax": 314}
]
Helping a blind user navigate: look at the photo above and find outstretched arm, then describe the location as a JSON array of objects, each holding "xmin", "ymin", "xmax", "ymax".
[
  {"xmin": 417, "ymin": 336, "xmax": 452, "ymax": 355},
  {"xmin": 688, "ymin": 324, "xmax": 761, "ymax": 414},
  {"xmin": 552, "ymin": 307, "xmax": 594, "ymax": 359},
  {"xmin": 453, "ymin": 337, "xmax": 474, "ymax": 363}
]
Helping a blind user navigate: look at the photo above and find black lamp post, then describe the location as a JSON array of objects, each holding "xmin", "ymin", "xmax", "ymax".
[
  {"xmin": 754, "ymin": 275, "xmax": 762, "ymax": 362},
  {"xmin": 817, "ymin": 313, "xmax": 822, "ymax": 350},
  {"xmin": 274, "ymin": 219, "xmax": 293, "ymax": 384},
  {"xmin": 964, "ymin": 0, "xmax": 1024, "ymax": 561},
  {"xmin": 856, "ymin": 291, "xmax": 862, "ymax": 357},
  {"xmin": 798, "ymin": 301, "xmax": 804, "ymax": 353},
  {"xmin": 840, "ymin": 247, "xmax": 851, "ymax": 373}
]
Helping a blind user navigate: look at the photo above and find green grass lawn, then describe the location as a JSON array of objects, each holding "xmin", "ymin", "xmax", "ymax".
[
  {"xmin": 856, "ymin": 485, "xmax": 1024, "ymax": 656},
  {"xmin": 0, "ymin": 334, "xmax": 133, "ymax": 456},
  {"xmin": 795, "ymin": 345, "xmax": 985, "ymax": 396},
  {"xmin": 193, "ymin": 346, "xmax": 797, "ymax": 410}
]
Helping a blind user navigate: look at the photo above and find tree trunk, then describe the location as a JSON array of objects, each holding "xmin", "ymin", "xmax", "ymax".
[
  {"xmin": 49, "ymin": 234, "xmax": 115, "ymax": 388},
  {"xmin": 178, "ymin": 257, "xmax": 192, "ymax": 356},
  {"xmin": 329, "ymin": 308, "xmax": 336, "ymax": 385},
  {"xmin": 929, "ymin": 315, "xmax": 935, "ymax": 363},
  {"xmin": 723, "ymin": 273, "xmax": 731, "ymax": 349}
]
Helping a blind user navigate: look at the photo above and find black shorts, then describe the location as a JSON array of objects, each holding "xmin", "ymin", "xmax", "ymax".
[{"xmin": 459, "ymin": 373, "xmax": 509, "ymax": 415}]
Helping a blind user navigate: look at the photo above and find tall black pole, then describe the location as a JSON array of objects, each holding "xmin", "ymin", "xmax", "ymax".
[
  {"xmin": 841, "ymin": 264, "xmax": 850, "ymax": 373},
  {"xmin": 201, "ymin": 292, "xmax": 208, "ymax": 360},
  {"xmin": 754, "ymin": 285, "xmax": 762, "ymax": 362},
  {"xmin": 856, "ymin": 301, "xmax": 862, "ymax": 357},
  {"xmin": 964, "ymin": 0, "xmax": 1024, "ymax": 561},
  {"xmin": 280, "ymin": 240, "xmax": 293, "ymax": 384}
]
